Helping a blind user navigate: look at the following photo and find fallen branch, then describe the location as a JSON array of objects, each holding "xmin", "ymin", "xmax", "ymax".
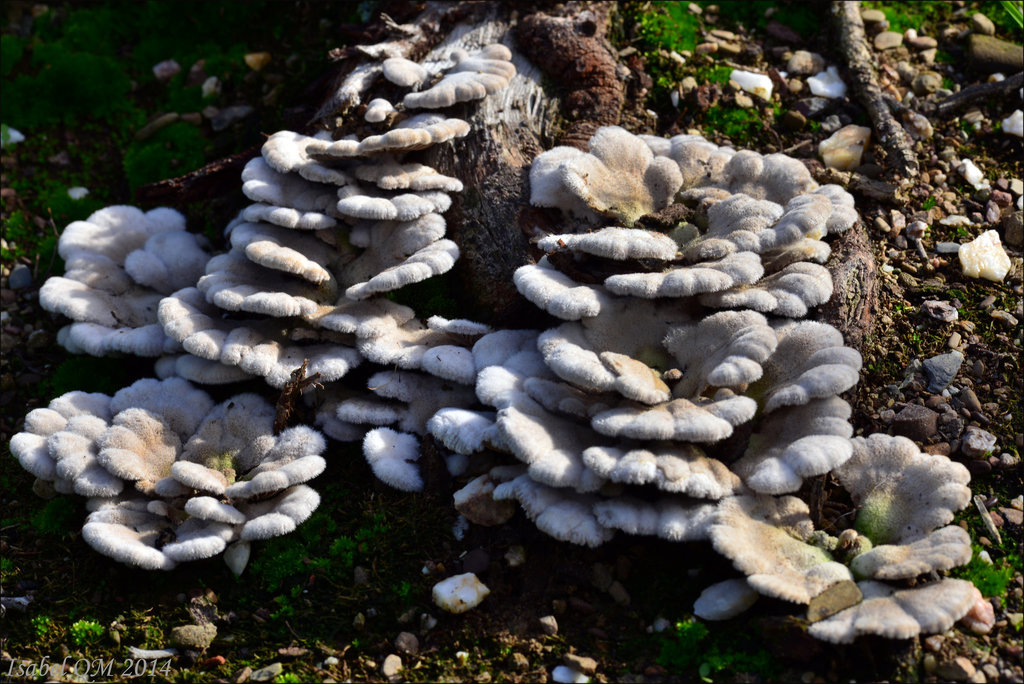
[
  {"xmin": 830, "ymin": 1, "xmax": 919, "ymax": 181},
  {"xmin": 811, "ymin": 165, "xmax": 904, "ymax": 204},
  {"xmin": 933, "ymin": 71, "xmax": 1024, "ymax": 118}
]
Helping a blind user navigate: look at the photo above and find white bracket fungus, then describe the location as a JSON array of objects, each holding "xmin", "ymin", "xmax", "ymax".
[
  {"xmin": 530, "ymin": 126, "xmax": 683, "ymax": 226},
  {"xmin": 807, "ymin": 579, "xmax": 978, "ymax": 643},
  {"xmin": 710, "ymin": 495, "xmax": 853, "ymax": 604},
  {"xmin": 403, "ymin": 44, "xmax": 516, "ymax": 109},
  {"xmin": 363, "ymin": 427, "xmax": 424, "ymax": 492}
]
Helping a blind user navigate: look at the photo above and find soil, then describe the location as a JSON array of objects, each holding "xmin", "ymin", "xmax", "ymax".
[{"xmin": 1, "ymin": 2, "xmax": 1022, "ymax": 683}]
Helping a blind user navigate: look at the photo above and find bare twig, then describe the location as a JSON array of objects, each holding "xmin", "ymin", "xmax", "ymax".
[
  {"xmin": 829, "ymin": 1, "xmax": 919, "ymax": 182},
  {"xmin": 933, "ymin": 71, "xmax": 1024, "ymax": 118}
]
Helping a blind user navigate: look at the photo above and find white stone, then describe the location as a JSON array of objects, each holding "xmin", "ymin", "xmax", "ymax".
[
  {"xmin": 552, "ymin": 666, "xmax": 590, "ymax": 683},
  {"xmin": 729, "ymin": 70, "xmax": 773, "ymax": 99},
  {"xmin": 1, "ymin": 126, "xmax": 25, "ymax": 147},
  {"xmin": 152, "ymin": 59, "xmax": 181, "ymax": 81},
  {"xmin": 940, "ymin": 215, "xmax": 972, "ymax": 227},
  {"xmin": 936, "ymin": 242, "xmax": 962, "ymax": 254},
  {"xmin": 959, "ymin": 230, "xmax": 1011, "ymax": 282},
  {"xmin": 958, "ymin": 159, "xmax": 990, "ymax": 189},
  {"xmin": 202, "ymin": 76, "xmax": 222, "ymax": 99},
  {"xmin": 1002, "ymin": 110, "xmax": 1023, "ymax": 137},
  {"xmin": 807, "ymin": 66, "xmax": 847, "ymax": 98},
  {"xmin": 67, "ymin": 187, "xmax": 90, "ymax": 200},
  {"xmin": 819, "ymin": 125, "xmax": 871, "ymax": 170},
  {"xmin": 432, "ymin": 572, "xmax": 490, "ymax": 613}
]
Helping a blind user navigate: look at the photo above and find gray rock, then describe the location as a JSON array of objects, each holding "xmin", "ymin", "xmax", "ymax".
[
  {"xmin": 874, "ymin": 31, "xmax": 904, "ymax": 50},
  {"xmin": 170, "ymin": 623, "xmax": 216, "ymax": 649},
  {"xmin": 893, "ymin": 404, "xmax": 939, "ymax": 442},
  {"xmin": 921, "ymin": 300, "xmax": 958, "ymax": 322},
  {"xmin": 461, "ymin": 547, "xmax": 490, "ymax": 575},
  {"xmin": 210, "ymin": 105, "xmax": 255, "ymax": 132},
  {"xmin": 923, "ymin": 350, "xmax": 964, "ymax": 393},
  {"xmin": 394, "ymin": 631, "xmax": 419, "ymax": 655},
  {"xmin": 821, "ymin": 115, "xmax": 842, "ymax": 133},
  {"xmin": 8, "ymin": 264, "xmax": 32, "ymax": 289},
  {"xmin": 912, "ymin": 71, "xmax": 943, "ymax": 96},
  {"xmin": 538, "ymin": 614, "xmax": 559, "ymax": 635},
  {"xmin": 1002, "ymin": 211, "xmax": 1023, "ymax": 248},
  {"xmin": 895, "ymin": 61, "xmax": 918, "ymax": 84},
  {"xmin": 250, "ymin": 663, "xmax": 283, "ymax": 682},
  {"xmin": 794, "ymin": 97, "xmax": 834, "ymax": 119},
  {"xmin": 968, "ymin": 34, "xmax": 1024, "ymax": 74},
  {"xmin": 608, "ymin": 580, "xmax": 631, "ymax": 606},
  {"xmin": 961, "ymin": 426, "xmax": 997, "ymax": 458},
  {"xmin": 786, "ymin": 50, "xmax": 826, "ymax": 76},
  {"xmin": 971, "ymin": 13, "xmax": 996, "ymax": 36}
]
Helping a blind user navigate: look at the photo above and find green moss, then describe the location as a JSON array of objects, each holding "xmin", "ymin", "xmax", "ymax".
[
  {"xmin": 953, "ymin": 545, "xmax": 1019, "ymax": 597},
  {"xmin": 861, "ymin": 0, "xmax": 950, "ymax": 34},
  {"xmin": 633, "ymin": 2, "xmax": 703, "ymax": 53},
  {"xmin": 1, "ymin": 34, "xmax": 25, "ymax": 77},
  {"xmin": 32, "ymin": 615, "xmax": 55, "ymax": 639},
  {"xmin": 702, "ymin": 104, "xmax": 776, "ymax": 144},
  {"xmin": 123, "ymin": 121, "xmax": 208, "ymax": 192},
  {"xmin": 657, "ymin": 618, "xmax": 779, "ymax": 681},
  {"xmin": 1, "ymin": 43, "xmax": 136, "ymax": 128},
  {"xmin": 69, "ymin": 619, "xmax": 105, "ymax": 647},
  {"xmin": 30, "ymin": 497, "xmax": 80, "ymax": 537}
]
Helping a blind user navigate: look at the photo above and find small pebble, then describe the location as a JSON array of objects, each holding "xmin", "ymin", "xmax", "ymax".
[
  {"xmin": 381, "ymin": 654, "xmax": 402, "ymax": 680},
  {"xmin": 394, "ymin": 631, "xmax": 418, "ymax": 655},
  {"xmin": 921, "ymin": 300, "xmax": 959, "ymax": 322},
  {"xmin": 250, "ymin": 663, "xmax": 283, "ymax": 682},
  {"xmin": 538, "ymin": 615, "xmax": 559, "ymax": 636},
  {"xmin": 971, "ymin": 12, "xmax": 996, "ymax": 36},
  {"xmin": 961, "ymin": 426, "xmax": 998, "ymax": 458},
  {"xmin": 874, "ymin": 31, "xmax": 904, "ymax": 50},
  {"xmin": 8, "ymin": 264, "xmax": 32, "ymax": 289}
]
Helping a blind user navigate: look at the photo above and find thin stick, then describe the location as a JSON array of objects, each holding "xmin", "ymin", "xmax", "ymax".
[
  {"xmin": 934, "ymin": 71, "xmax": 1024, "ymax": 118},
  {"xmin": 830, "ymin": 1, "xmax": 919, "ymax": 181}
]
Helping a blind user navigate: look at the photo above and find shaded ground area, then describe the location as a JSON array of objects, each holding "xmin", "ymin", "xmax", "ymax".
[{"xmin": 1, "ymin": 1, "xmax": 1022, "ymax": 682}]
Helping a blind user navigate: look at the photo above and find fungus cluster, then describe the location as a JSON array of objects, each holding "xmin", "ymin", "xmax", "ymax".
[
  {"xmin": 11, "ymin": 378, "xmax": 325, "ymax": 573},
  {"xmin": 15, "ymin": 39, "xmax": 517, "ymax": 568},
  {"xmin": 419, "ymin": 126, "xmax": 976, "ymax": 642},
  {"xmin": 12, "ymin": 25, "xmax": 980, "ymax": 645},
  {"xmin": 151, "ymin": 41, "xmax": 515, "ymax": 392}
]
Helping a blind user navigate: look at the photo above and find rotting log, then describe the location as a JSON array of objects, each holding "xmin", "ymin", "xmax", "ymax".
[
  {"xmin": 819, "ymin": 221, "xmax": 877, "ymax": 350},
  {"xmin": 830, "ymin": 1, "xmax": 919, "ymax": 183}
]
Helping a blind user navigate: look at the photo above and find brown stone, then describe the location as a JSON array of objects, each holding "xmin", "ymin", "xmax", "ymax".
[{"xmin": 968, "ymin": 34, "xmax": 1024, "ymax": 74}]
